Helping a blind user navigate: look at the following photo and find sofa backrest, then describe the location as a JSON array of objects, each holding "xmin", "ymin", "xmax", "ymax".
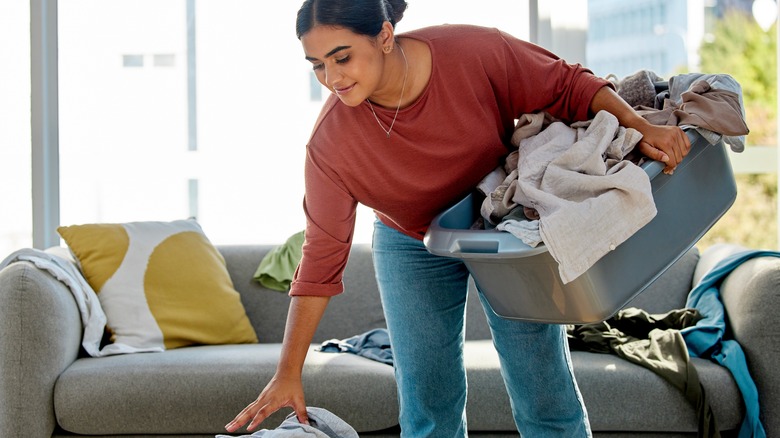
[
  {"xmin": 220, "ymin": 243, "xmax": 700, "ymax": 344},
  {"xmin": 220, "ymin": 244, "xmax": 388, "ymax": 344},
  {"xmin": 219, "ymin": 243, "xmax": 492, "ymax": 344},
  {"xmin": 624, "ymin": 246, "xmax": 699, "ymax": 314}
]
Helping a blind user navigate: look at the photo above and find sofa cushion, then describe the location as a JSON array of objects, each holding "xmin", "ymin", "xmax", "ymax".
[
  {"xmin": 57, "ymin": 220, "xmax": 258, "ymax": 352},
  {"xmin": 572, "ymin": 352, "xmax": 743, "ymax": 433},
  {"xmin": 449, "ymin": 341, "xmax": 744, "ymax": 433},
  {"xmin": 54, "ymin": 344, "xmax": 399, "ymax": 435}
]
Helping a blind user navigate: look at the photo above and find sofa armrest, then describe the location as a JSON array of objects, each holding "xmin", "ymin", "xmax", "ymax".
[
  {"xmin": 0, "ymin": 261, "xmax": 83, "ymax": 437},
  {"xmin": 718, "ymin": 255, "xmax": 780, "ymax": 435}
]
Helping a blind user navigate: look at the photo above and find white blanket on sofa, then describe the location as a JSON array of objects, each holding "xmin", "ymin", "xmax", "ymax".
[{"xmin": 1, "ymin": 248, "xmax": 108, "ymax": 356}]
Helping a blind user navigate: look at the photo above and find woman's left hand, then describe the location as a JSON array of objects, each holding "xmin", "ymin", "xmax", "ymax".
[
  {"xmin": 635, "ymin": 124, "xmax": 691, "ymax": 174},
  {"xmin": 589, "ymin": 86, "xmax": 691, "ymax": 175}
]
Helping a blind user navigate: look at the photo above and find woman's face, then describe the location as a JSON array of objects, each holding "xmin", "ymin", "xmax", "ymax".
[{"xmin": 301, "ymin": 25, "xmax": 388, "ymax": 107}]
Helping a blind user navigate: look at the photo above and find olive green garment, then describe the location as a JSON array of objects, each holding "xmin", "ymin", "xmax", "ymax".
[
  {"xmin": 567, "ymin": 307, "xmax": 719, "ymax": 438},
  {"xmin": 253, "ymin": 231, "xmax": 305, "ymax": 292}
]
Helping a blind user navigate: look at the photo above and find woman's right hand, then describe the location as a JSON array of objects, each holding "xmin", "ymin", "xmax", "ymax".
[
  {"xmin": 224, "ymin": 372, "xmax": 309, "ymax": 433},
  {"xmin": 225, "ymin": 295, "xmax": 330, "ymax": 432}
]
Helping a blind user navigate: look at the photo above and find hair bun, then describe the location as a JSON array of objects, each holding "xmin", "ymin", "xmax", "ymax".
[{"xmin": 385, "ymin": 0, "xmax": 408, "ymax": 25}]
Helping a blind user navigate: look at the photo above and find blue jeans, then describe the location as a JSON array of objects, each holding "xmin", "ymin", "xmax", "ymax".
[{"xmin": 372, "ymin": 220, "xmax": 591, "ymax": 437}]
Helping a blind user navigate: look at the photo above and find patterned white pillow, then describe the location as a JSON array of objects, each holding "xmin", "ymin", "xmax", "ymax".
[{"xmin": 57, "ymin": 219, "xmax": 257, "ymax": 353}]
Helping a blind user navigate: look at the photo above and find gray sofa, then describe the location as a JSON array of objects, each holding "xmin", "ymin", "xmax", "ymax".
[{"xmin": 1, "ymin": 242, "xmax": 778, "ymax": 437}]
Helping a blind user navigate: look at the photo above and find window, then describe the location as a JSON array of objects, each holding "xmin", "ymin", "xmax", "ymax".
[
  {"xmin": 58, "ymin": 1, "xmax": 320, "ymax": 244},
  {"xmin": 25, "ymin": 0, "xmax": 777, "ymax": 252},
  {"xmin": 309, "ymin": 71, "xmax": 322, "ymax": 102},
  {"xmin": 0, "ymin": 1, "xmax": 32, "ymax": 255},
  {"xmin": 55, "ymin": 0, "xmax": 528, "ymax": 245},
  {"xmin": 153, "ymin": 53, "xmax": 176, "ymax": 67},
  {"xmin": 122, "ymin": 54, "xmax": 144, "ymax": 67}
]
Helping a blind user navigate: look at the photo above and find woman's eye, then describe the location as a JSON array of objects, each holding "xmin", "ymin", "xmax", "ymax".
[{"xmin": 310, "ymin": 55, "xmax": 348, "ymax": 71}]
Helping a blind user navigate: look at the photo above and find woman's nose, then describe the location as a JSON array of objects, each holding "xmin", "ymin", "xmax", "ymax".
[{"xmin": 324, "ymin": 67, "xmax": 342, "ymax": 89}]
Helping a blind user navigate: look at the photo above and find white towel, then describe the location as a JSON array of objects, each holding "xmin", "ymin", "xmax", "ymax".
[
  {"xmin": 511, "ymin": 110, "xmax": 657, "ymax": 283},
  {"xmin": 1, "ymin": 248, "xmax": 108, "ymax": 356}
]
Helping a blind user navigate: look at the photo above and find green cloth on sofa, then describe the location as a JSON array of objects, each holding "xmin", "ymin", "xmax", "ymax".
[{"xmin": 253, "ymin": 231, "xmax": 305, "ymax": 291}]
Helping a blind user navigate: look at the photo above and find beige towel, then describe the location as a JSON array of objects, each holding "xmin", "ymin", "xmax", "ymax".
[{"xmin": 512, "ymin": 110, "xmax": 656, "ymax": 283}]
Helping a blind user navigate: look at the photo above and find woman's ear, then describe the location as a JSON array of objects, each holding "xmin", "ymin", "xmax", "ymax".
[{"xmin": 378, "ymin": 21, "xmax": 395, "ymax": 52}]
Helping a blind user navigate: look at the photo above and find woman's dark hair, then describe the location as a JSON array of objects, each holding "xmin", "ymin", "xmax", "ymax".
[{"xmin": 296, "ymin": 0, "xmax": 408, "ymax": 39}]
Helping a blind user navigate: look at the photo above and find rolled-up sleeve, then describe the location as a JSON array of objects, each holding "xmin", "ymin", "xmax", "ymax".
[{"xmin": 289, "ymin": 146, "xmax": 357, "ymax": 297}]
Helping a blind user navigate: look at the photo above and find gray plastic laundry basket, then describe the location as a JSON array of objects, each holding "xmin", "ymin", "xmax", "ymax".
[{"xmin": 424, "ymin": 130, "xmax": 737, "ymax": 324}]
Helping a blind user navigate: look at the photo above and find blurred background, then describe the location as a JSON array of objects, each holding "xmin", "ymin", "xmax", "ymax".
[{"xmin": 0, "ymin": 0, "xmax": 776, "ymax": 254}]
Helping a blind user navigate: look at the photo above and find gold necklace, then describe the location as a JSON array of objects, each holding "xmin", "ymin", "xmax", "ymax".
[{"xmin": 367, "ymin": 43, "xmax": 408, "ymax": 138}]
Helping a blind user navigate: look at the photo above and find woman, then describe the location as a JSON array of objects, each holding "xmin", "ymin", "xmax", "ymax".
[{"xmin": 226, "ymin": 0, "xmax": 690, "ymax": 436}]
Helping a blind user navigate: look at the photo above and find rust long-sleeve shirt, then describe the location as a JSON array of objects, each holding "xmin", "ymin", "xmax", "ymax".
[{"xmin": 290, "ymin": 24, "xmax": 610, "ymax": 297}]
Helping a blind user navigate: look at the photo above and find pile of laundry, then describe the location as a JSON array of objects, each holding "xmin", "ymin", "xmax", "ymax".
[{"xmin": 476, "ymin": 72, "xmax": 750, "ymax": 284}]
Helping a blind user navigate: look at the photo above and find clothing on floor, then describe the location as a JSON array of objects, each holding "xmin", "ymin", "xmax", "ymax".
[
  {"xmin": 317, "ymin": 328, "xmax": 393, "ymax": 366},
  {"xmin": 567, "ymin": 307, "xmax": 719, "ymax": 438},
  {"xmin": 215, "ymin": 407, "xmax": 358, "ymax": 438},
  {"xmin": 254, "ymin": 231, "xmax": 305, "ymax": 292},
  {"xmin": 682, "ymin": 250, "xmax": 778, "ymax": 438}
]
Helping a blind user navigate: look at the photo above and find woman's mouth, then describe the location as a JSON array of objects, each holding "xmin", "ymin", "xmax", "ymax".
[{"xmin": 334, "ymin": 84, "xmax": 355, "ymax": 95}]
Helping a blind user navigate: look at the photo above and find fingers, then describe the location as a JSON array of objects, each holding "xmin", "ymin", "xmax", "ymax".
[
  {"xmin": 638, "ymin": 126, "xmax": 691, "ymax": 175},
  {"xmin": 666, "ymin": 127, "xmax": 691, "ymax": 174},
  {"xmin": 639, "ymin": 139, "xmax": 670, "ymax": 164},
  {"xmin": 663, "ymin": 128, "xmax": 691, "ymax": 174},
  {"xmin": 246, "ymin": 403, "xmax": 277, "ymax": 431},
  {"xmin": 223, "ymin": 398, "xmax": 274, "ymax": 432},
  {"xmin": 224, "ymin": 377, "xmax": 309, "ymax": 433},
  {"xmin": 225, "ymin": 401, "xmax": 309, "ymax": 432},
  {"xmin": 660, "ymin": 129, "xmax": 688, "ymax": 165},
  {"xmin": 638, "ymin": 139, "xmax": 673, "ymax": 175},
  {"xmin": 295, "ymin": 405, "xmax": 310, "ymax": 426},
  {"xmin": 224, "ymin": 401, "xmax": 264, "ymax": 433}
]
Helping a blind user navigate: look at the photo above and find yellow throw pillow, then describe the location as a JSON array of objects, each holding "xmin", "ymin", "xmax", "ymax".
[{"xmin": 57, "ymin": 219, "xmax": 258, "ymax": 351}]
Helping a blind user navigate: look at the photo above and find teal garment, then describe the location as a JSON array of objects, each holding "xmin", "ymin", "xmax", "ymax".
[
  {"xmin": 681, "ymin": 250, "xmax": 779, "ymax": 438},
  {"xmin": 253, "ymin": 231, "xmax": 305, "ymax": 292}
]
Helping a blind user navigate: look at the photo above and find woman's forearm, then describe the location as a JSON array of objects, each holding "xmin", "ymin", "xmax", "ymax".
[
  {"xmin": 589, "ymin": 86, "xmax": 650, "ymax": 130},
  {"xmin": 276, "ymin": 295, "xmax": 331, "ymax": 377}
]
